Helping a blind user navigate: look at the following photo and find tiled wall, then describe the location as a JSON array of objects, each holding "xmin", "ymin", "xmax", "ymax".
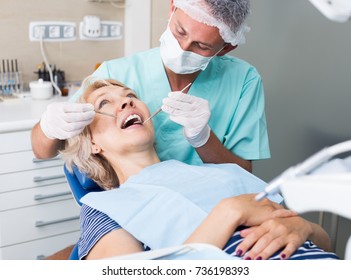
[
  {"xmin": 0, "ymin": 0, "xmax": 171, "ymax": 90},
  {"xmin": 0, "ymin": 0, "xmax": 124, "ymax": 89}
]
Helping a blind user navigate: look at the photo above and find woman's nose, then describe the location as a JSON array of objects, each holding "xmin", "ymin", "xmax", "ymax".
[{"xmin": 120, "ymin": 98, "xmax": 135, "ymax": 110}]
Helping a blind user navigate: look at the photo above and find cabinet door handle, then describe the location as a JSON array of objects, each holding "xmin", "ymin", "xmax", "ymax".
[
  {"xmin": 34, "ymin": 191, "xmax": 72, "ymax": 201},
  {"xmin": 33, "ymin": 174, "xmax": 66, "ymax": 182},
  {"xmin": 36, "ymin": 255, "xmax": 46, "ymax": 260},
  {"xmin": 32, "ymin": 157, "xmax": 61, "ymax": 163},
  {"xmin": 35, "ymin": 215, "xmax": 80, "ymax": 227}
]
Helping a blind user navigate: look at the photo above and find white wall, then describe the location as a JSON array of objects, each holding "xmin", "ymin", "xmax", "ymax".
[
  {"xmin": 234, "ymin": 0, "xmax": 351, "ymax": 179},
  {"xmin": 233, "ymin": 0, "xmax": 351, "ymax": 258},
  {"xmin": 124, "ymin": 0, "xmax": 151, "ymax": 56}
]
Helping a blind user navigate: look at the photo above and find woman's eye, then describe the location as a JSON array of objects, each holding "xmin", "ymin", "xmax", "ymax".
[
  {"xmin": 98, "ymin": 99, "xmax": 109, "ymax": 109},
  {"xmin": 127, "ymin": 93, "xmax": 137, "ymax": 99}
]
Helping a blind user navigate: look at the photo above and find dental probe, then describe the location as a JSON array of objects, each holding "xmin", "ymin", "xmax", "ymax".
[
  {"xmin": 143, "ymin": 82, "xmax": 192, "ymax": 124},
  {"xmin": 95, "ymin": 110, "xmax": 118, "ymax": 118},
  {"xmin": 142, "ymin": 108, "xmax": 162, "ymax": 124}
]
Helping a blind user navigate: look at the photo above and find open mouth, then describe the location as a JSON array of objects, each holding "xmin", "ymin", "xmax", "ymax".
[{"xmin": 121, "ymin": 114, "xmax": 143, "ymax": 129}]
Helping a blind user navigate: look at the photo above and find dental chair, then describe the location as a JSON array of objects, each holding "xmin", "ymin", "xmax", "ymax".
[
  {"xmin": 63, "ymin": 165, "xmax": 103, "ymax": 260},
  {"xmin": 63, "ymin": 164, "xmax": 235, "ymax": 260},
  {"xmin": 64, "ymin": 158, "xmax": 351, "ymax": 260}
]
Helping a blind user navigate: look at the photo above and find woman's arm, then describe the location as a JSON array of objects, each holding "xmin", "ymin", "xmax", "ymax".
[
  {"xmin": 309, "ymin": 222, "xmax": 332, "ymax": 251},
  {"xmin": 85, "ymin": 228, "xmax": 144, "ymax": 260},
  {"xmin": 184, "ymin": 194, "xmax": 295, "ymax": 249},
  {"xmin": 184, "ymin": 197, "xmax": 241, "ymax": 248}
]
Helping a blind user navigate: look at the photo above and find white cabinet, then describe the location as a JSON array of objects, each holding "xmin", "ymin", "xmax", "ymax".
[
  {"xmin": 0, "ymin": 232, "xmax": 79, "ymax": 260},
  {"xmin": 0, "ymin": 130, "xmax": 80, "ymax": 260}
]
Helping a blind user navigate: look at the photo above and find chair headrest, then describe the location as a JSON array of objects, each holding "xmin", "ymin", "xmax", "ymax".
[
  {"xmin": 72, "ymin": 165, "xmax": 100, "ymax": 190},
  {"xmin": 64, "ymin": 164, "xmax": 103, "ymax": 206}
]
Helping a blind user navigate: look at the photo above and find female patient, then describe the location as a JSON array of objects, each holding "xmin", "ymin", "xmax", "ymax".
[{"xmin": 61, "ymin": 77, "xmax": 339, "ymax": 260}]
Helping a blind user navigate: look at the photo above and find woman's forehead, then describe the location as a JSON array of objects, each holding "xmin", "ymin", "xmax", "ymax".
[{"xmin": 88, "ymin": 85, "xmax": 129, "ymax": 101}]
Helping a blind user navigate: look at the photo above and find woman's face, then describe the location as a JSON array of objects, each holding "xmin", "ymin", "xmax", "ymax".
[{"xmin": 86, "ymin": 84, "xmax": 154, "ymax": 156}]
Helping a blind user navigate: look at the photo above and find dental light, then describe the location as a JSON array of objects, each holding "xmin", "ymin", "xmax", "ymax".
[
  {"xmin": 309, "ymin": 0, "xmax": 351, "ymax": 22},
  {"xmin": 256, "ymin": 140, "xmax": 351, "ymax": 201},
  {"xmin": 255, "ymin": 140, "xmax": 351, "ymax": 259}
]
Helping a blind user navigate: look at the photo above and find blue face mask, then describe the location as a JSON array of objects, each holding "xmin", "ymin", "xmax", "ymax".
[{"xmin": 159, "ymin": 27, "xmax": 224, "ymax": 74}]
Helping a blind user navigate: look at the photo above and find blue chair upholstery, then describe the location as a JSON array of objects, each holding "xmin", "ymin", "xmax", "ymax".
[
  {"xmin": 64, "ymin": 165, "xmax": 103, "ymax": 206},
  {"xmin": 69, "ymin": 243, "xmax": 79, "ymax": 260},
  {"xmin": 64, "ymin": 165, "xmax": 104, "ymax": 259}
]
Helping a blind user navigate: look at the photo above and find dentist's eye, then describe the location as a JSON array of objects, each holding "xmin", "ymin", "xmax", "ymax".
[
  {"xmin": 196, "ymin": 42, "xmax": 213, "ymax": 51},
  {"xmin": 176, "ymin": 27, "xmax": 186, "ymax": 36}
]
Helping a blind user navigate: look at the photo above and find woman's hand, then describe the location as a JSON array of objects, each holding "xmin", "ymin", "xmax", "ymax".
[
  {"xmin": 185, "ymin": 194, "xmax": 295, "ymax": 248},
  {"xmin": 221, "ymin": 194, "xmax": 297, "ymax": 227},
  {"xmin": 235, "ymin": 216, "xmax": 314, "ymax": 260}
]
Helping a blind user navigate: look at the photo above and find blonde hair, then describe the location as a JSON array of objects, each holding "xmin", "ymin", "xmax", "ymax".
[{"xmin": 60, "ymin": 77, "xmax": 130, "ymax": 190}]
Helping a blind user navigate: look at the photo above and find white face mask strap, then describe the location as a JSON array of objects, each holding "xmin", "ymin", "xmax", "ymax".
[
  {"xmin": 168, "ymin": 8, "xmax": 177, "ymax": 27},
  {"xmin": 213, "ymin": 44, "xmax": 226, "ymax": 56}
]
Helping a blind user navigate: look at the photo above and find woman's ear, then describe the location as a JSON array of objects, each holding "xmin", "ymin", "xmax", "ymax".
[{"xmin": 91, "ymin": 142, "xmax": 102, "ymax": 154}]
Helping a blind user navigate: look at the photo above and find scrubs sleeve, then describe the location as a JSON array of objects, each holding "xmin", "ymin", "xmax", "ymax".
[{"xmin": 225, "ymin": 68, "xmax": 270, "ymax": 160}]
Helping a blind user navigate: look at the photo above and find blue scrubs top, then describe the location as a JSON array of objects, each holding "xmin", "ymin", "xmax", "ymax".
[{"xmin": 71, "ymin": 47, "xmax": 270, "ymax": 165}]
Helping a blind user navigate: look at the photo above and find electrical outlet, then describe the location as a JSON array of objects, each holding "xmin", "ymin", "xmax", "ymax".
[
  {"xmin": 29, "ymin": 21, "xmax": 76, "ymax": 42},
  {"xmin": 49, "ymin": 26, "xmax": 60, "ymax": 38},
  {"xmin": 63, "ymin": 25, "xmax": 75, "ymax": 38},
  {"xmin": 80, "ymin": 20, "xmax": 122, "ymax": 41},
  {"xmin": 101, "ymin": 25, "xmax": 109, "ymax": 37},
  {"xmin": 33, "ymin": 26, "xmax": 46, "ymax": 39}
]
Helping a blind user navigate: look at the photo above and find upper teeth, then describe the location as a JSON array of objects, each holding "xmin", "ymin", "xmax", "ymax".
[{"xmin": 123, "ymin": 114, "xmax": 142, "ymax": 125}]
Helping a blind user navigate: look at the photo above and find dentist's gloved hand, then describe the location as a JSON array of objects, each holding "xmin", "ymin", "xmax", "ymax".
[
  {"xmin": 162, "ymin": 91, "xmax": 211, "ymax": 148},
  {"xmin": 40, "ymin": 102, "xmax": 95, "ymax": 140}
]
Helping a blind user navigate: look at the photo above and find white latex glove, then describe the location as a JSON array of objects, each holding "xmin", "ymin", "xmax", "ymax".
[
  {"xmin": 162, "ymin": 91, "xmax": 211, "ymax": 148},
  {"xmin": 40, "ymin": 102, "xmax": 95, "ymax": 140}
]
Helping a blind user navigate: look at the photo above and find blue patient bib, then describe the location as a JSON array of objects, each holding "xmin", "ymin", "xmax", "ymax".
[
  {"xmin": 81, "ymin": 160, "xmax": 282, "ymax": 250},
  {"xmin": 82, "ymin": 183, "xmax": 207, "ymax": 249}
]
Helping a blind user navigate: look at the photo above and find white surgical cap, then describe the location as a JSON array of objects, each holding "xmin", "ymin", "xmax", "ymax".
[{"xmin": 173, "ymin": 0, "xmax": 250, "ymax": 45}]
